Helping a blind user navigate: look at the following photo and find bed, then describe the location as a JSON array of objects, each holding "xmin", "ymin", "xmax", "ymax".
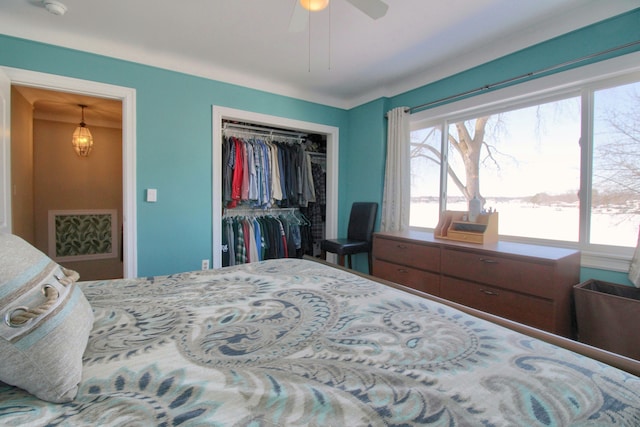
[{"xmin": 1, "ymin": 234, "xmax": 640, "ymax": 426}]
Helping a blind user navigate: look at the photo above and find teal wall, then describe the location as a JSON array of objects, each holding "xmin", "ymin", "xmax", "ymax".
[
  {"xmin": 340, "ymin": 98, "xmax": 389, "ymax": 271},
  {"xmin": 0, "ymin": 35, "xmax": 349, "ymax": 276},
  {"xmin": 580, "ymin": 268, "xmax": 633, "ymax": 286},
  {"xmin": 341, "ymin": 9, "xmax": 640, "ymax": 284},
  {"xmin": 388, "ymin": 9, "xmax": 640, "ymax": 112},
  {"xmin": 2, "ymin": 8, "xmax": 639, "ymax": 281}
]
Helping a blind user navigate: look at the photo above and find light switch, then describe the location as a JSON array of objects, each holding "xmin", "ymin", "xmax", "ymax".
[{"xmin": 146, "ymin": 188, "xmax": 157, "ymax": 202}]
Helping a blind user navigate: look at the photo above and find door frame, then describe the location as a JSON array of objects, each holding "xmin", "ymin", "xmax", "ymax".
[
  {"xmin": 2, "ymin": 67, "xmax": 138, "ymax": 278},
  {"xmin": 212, "ymin": 106, "xmax": 339, "ymax": 268}
]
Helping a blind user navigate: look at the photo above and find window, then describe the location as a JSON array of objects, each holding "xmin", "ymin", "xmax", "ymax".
[
  {"xmin": 410, "ymin": 126, "xmax": 442, "ymax": 228},
  {"xmin": 409, "ymin": 53, "xmax": 640, "ymax": 270},
  {"xmin": 591, "ymin": 81, "xmax": 640, "ymax": 247},
  {"xmin": 411, "ymin": 97, "xmax": 582, "ymax": 241}
]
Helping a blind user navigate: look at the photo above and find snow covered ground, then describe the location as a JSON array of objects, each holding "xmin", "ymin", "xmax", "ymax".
[{"xmin": 410, "ymin": 200, "xmax": 640, "ymax": 247}]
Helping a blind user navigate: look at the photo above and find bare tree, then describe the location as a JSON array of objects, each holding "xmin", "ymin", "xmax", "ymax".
[
  {"xmin": 410, "ymin": 116, "xmax": 508, "ymax": 207},
  {"xmin": 450, "ymin": 117, "xmax": 490, "ymax": 202},
  {"xmin": 594, "ymin": 88, "xmax": 640, "ymax": 199}
]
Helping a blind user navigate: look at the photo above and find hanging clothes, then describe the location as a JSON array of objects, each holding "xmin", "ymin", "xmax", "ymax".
[
  {"xmin": 222, "ymin": 136, "xmax": 319, "ymax": 210},
  {"xmin": 301, "ymin": 154, "xmax": 326, "ymax": 244},
  {"xmin": 221, "ymin": 210, "xmax": 312, "ymax": 267},
  {"xmin": 226, "ymin": 137, "xmax": 244, "ymax": 209},
  {"xmin": 222, "ymin": 124, "xmax": 326, "ymax": 263}
]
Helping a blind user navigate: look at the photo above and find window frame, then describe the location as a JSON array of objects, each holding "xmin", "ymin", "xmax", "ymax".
[{"xmin": 410, "ymin": 51, "xmax": 640, "ymax": 272}]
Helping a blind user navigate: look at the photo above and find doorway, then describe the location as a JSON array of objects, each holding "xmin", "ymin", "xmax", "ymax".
[
  {"xmin": 1, "ymin": 67, "xmax": 138, "ymax": 278},
  {"xmin": 13, "ymin": 85, "xmax": 123, "ymax": 280}
]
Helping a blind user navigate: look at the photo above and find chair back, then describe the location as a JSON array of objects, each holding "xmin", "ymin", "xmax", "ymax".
[{"xmin": 347, "ymin": 202, "xmax": 378, "ymax": 242}]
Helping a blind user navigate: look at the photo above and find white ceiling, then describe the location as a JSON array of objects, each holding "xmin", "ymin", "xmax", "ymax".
[{"xmin": 1, "ymin": 0, "xmax": 639, "ymax": 113}]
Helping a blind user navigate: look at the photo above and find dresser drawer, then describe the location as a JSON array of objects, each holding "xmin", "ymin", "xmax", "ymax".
[
  {"xmin": 373, "ymin": 236, "xmax": 440, "ymax": 272},
  {"xmin": 441, "ymin": 276, "xmax": 555, "ymax": 332},
  {"xmin": 373, "ymin": 259, "xmax": 440, "ymax": 295},
  {"xmin": 441, "ymin": 248, "xmax": 554, "ymax": 299}
]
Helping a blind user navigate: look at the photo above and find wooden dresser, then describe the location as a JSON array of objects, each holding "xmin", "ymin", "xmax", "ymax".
[{"xmin": 372, "ymin": 230, "xmax": 581, "ymax": 338}]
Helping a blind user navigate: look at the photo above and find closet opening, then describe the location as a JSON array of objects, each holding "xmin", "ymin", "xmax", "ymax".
[
  {"xmin": 221, "ymin": 120, "xmax": 326, "ymax": 265},
  {"xmin": 212, "ymin": 106, "xmax": 339, "ymax": 269}
]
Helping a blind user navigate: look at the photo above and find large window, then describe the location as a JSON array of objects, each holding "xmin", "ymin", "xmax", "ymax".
[
  {"xmin": 410, "ymin": 56, "xmax": 640, "ymax": 269},
  {"xmin": 591, "ymin": 81, "xmax": 640, "ymax": 247}
]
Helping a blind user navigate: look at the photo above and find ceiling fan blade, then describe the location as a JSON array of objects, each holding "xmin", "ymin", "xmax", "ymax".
[
  {"xmin": 346, "ymin": 0, "xmax": 388, "ymax": 19},
  {"xmin": 288, "ymin": 1, "xmax": 309, "ymax": 32}
]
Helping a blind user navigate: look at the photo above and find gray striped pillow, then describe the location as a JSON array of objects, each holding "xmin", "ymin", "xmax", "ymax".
[{"xmin": 0, "ymin": 233, "xmax": 94, "ymax": 403}]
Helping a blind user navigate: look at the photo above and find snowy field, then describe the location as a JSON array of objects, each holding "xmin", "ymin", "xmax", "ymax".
[{"xmin": 410, "ymin": 200, "xmax": 640, "ymax": 248}]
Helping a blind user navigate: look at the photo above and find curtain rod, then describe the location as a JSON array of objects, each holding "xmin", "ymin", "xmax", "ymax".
[{"xmin": 403, "ymin": 39, "xmax": 640, "ymax": 115}]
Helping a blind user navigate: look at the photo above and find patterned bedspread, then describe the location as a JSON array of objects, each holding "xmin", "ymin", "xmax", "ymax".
[{"xmin": 2, "ymin": 258, "xmax": 639, "ymax": 426}]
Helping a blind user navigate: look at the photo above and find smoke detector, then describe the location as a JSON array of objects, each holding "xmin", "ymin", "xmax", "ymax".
[{"xmin": 43, "ymin": 0, "xmax": 67, "ymax": 16}]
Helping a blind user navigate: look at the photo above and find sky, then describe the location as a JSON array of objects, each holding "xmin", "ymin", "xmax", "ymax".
[{"xmin": 411, "ymin": 96, "xmax": 582, "ymax": 198}]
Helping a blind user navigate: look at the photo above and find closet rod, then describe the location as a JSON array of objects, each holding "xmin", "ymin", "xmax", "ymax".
[
  {"xmin": 400, "ymin": 39, "xmax": 640, "ymax": 115},
  {"xmin": 223, "ymin": 122, "xmax": 307, "ymax": 139},
  {"xmin": 224, "ymin": 128, "xmax": 303, "ymax": 142},
  {"xmin": 223, "ymin": 207, "xmax": 299, "ymax": 217}
]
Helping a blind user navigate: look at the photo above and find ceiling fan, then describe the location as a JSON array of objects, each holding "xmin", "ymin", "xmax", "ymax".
[{"xmin": 289, "ymin": 0, "xmax": 389, "ymax": 32}]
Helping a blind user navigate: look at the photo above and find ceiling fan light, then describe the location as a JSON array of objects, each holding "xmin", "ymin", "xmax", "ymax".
[{"xmin": 300, "ymin": 0, "xmax": 329, "ymax": 12}]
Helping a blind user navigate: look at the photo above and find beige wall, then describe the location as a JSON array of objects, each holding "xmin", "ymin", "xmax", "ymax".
[
  {"xmin": 33, "ymin": 118, "xmax": 123, "ymax": 280},
  {"xmin": 10, "ymin": 88, "xmax": 35, "ymax": 243}
]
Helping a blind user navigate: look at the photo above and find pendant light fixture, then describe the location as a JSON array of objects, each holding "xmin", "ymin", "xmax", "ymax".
[
  {"xmin": 300, "ymin": 0, "xmax": 329, "ymax": 12},
  {"xmin": 71, "ymin": 104, "xmax": 94, "ymax": 157}
]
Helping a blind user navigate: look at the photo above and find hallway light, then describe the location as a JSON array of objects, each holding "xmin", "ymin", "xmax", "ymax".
[{"xmin": 71, "ymin": 104, "xmax": 93, "ymax": 157}]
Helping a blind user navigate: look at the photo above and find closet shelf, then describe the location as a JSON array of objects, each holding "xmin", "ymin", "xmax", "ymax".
[{"xmin": 223, "ymin": 122, "xmax": 307, "ymax": 141}]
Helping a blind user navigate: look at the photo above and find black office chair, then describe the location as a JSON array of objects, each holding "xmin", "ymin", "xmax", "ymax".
[{"xmin": 321, "ymin": 202, "xmax": 378, "ymax": 274}]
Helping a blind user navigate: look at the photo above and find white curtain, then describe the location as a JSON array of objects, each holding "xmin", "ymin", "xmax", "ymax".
[
  {"xmin": 628, "ymin": 226, "xmax": 640, "ymax": 287},
  {"xmin": 381, "ymin": 106, "xmax": 410, "ymax": 232}
]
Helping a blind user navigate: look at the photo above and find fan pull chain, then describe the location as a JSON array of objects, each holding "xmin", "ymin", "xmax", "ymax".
[
  {"xmin": 328, "ymin": 0, "xmax": 331, "ymax": 70},
  {"xmin": 308, "ymin": 6, "xmax": 311, "ymax": 72},
  {"xmin": 306, "ymin": 2, "xmax": 331, "ymax": 73}
]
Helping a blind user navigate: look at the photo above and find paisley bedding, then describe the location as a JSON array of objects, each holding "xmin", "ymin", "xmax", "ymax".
[{"xmin": 2, "ymin": 258, "xmax": 639, "ymax": 426}]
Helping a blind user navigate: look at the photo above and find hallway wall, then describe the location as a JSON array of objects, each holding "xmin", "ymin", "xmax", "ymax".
[
  {"xmin": 10, "ymin": 87, "xmax": 35, "ymax": 243},
  {"xmin": 33, "ymin": 118, "xmax": 123, "ymax": 280}
]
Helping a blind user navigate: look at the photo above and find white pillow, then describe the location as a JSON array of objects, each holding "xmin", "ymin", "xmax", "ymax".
[{"xmin": 0, "ymin": 233, "xmax": 94, "ymax": 403}]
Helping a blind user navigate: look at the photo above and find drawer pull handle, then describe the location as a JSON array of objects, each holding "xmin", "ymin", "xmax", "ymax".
[
  {"xmin": 480, "ymin": 289, "xmax": 498, "ymax": 296},
  {"xmin": 480, "ymin": 258, "xmax": 498, "ymax": 264},
  {"xmin": 396, "ymin": 244, "xmax": 408, "ymax": 249},
  {"xmin": 397, "ymin": 268, "xmax": 408, "ymax": 274}
]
